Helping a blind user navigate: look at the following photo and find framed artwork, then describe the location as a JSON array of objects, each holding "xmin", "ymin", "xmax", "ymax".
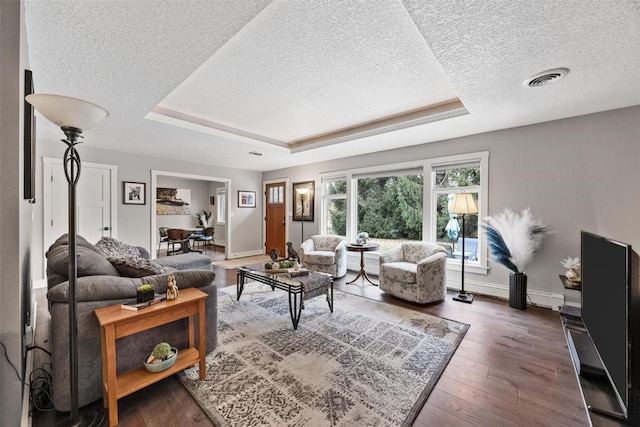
[
  {"xmin": 293, "ymin": 181, "xmax": 314, "ymax": 221},
  {"xmin": 123, "ymin": 181, "xmax": 146, "ymax": 205},
  {"xmin": 157, "ymin": 187, "xmax": 191, "ymax": 214},
  {"xmin": 238, "ymin": 190, "xmax": 256, "ymax": 208},
  {"xmin": 209, "ymin": 196, "xmax": 215, "ymax": 205},
  {"xmin": 24, "ymin": 69, "xmax": 36, "ymax": 202}
]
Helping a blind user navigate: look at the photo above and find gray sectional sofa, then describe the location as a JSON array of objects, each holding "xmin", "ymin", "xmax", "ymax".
[{"xmin": 45, "ymin": 234, "xmax": 218, "ymax": 411}]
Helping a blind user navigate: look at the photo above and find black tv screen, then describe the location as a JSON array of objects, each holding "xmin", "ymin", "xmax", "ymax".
[{"xmin": 581, "ymin": 231, "xmax": 631, "ymax": 414}]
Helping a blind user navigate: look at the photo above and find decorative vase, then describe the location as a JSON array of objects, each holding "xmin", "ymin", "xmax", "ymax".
[
  {"xmin": 136, "ymin": 289, "xmax": 154, "ymax": 303},
  {"xmin": 509, "ymin": 272, "xmax": 527, "ymax": 310},
  {"xmin": 565, "ymin": 268, "xmax": 580, "ymax": 282}
]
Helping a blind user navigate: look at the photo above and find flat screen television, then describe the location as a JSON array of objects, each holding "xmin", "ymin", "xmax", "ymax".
[{"xmin": 581, "ymin": 231, "xmax": 639, "ymax": 422}]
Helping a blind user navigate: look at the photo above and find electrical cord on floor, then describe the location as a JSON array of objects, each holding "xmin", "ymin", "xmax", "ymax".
[
  {"xmin": 0, "ymin": 340, "xmax": 55, "ymax": 412},
  {"xmin": 0, "ymin": 340, "xmax": 23, "ymax": 383},
  {"xmin": 30, "ymin": 362, "xmax": 54, "ymax": 412}
]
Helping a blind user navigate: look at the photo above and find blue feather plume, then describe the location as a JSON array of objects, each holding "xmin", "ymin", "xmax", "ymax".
[{"xmin": 483, "ymin": 224, "xmax": 519, "ymax": 273}]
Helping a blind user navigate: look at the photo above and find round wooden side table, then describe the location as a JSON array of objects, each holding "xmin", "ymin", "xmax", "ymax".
[{"xmin": 345, "ymin": 242, "xmax": 379, "ymax": 286}]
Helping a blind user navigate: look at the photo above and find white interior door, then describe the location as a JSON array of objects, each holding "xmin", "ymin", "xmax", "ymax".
[{"xmin": 43, "ymin": 158, "xmax": 118, "ymax": 270}]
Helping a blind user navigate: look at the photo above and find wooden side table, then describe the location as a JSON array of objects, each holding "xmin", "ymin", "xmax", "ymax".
[
  {"xmin": 346, "ymin": 242, "xmax": 380, "ymax": 286},
  {"xmin": 94, "ymin": 287, "xmax": 207, "ymax": 427}
]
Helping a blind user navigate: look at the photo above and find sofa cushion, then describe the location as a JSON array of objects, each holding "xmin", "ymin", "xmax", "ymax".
[
  {"xmin": 47, "ymin": 244, "xmax": 119, "ymax": 279},
  {"xmin": 49, "ymin": 233, "xmax": 103, "ymax": 255},
  {"xmin": 155, "ymin": 253, "xmax": 212, "ymax": 271},
  {"xmin": 47, "ymin": 270, "xmax": 216, "ymax": 303},
  {"xmin": 107, "ymin": 256, "xmax": 168, "ymax": 278},
  {"xmin": 95, "ymin": 236, "xmax": 141, "ymax": 258}
]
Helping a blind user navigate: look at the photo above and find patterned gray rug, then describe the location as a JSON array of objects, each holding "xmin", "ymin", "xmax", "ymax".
[{"xmin": 179, "ymin": 282, "xmax": 469, "ymax": 427}]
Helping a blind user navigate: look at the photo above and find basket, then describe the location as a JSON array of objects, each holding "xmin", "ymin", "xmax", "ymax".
[{"xmin": 144, "ymin": 347, "xmax": 178, "ymax": 373}]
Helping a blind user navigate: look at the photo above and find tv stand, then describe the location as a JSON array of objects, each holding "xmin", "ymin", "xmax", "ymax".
[{"xmin": 560, "ymin": 312, "xmax": 629, "ymax": 426}]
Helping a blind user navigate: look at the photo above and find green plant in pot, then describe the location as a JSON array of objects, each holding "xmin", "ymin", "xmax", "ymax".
[
  {"xmin": 136, "ymin": 283, "xmax": 155, "ymax": 303},
  {"xmin": 144, "ymin": 341, "xmax": 178, "ymax": 372},
  {"xmin": 482, "ymin": 208, "xmax": 550, "ymax": 310}
]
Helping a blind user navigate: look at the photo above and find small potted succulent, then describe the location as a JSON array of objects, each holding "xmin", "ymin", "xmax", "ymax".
[
  {"xmin": 136, "ymin": 283, "xmax": 155, "ymax": 303},
  {"xmin": 144, "ymin": 341, "xmax": 178, "ymax": 372}
]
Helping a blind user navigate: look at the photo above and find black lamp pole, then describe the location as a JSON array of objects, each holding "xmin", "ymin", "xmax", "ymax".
[
  {"xmin": 453, "ymin": 213, "xmax": 473, "ymax": 303},
  {"xmin": 300, "ymin": 192, "xmax": 305, "ymax": 244},
  {"xmin": 26, "ymin": 94, "xmax": 108, "ymax": 426}
]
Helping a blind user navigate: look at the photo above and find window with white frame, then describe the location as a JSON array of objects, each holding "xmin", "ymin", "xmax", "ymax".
[
  {"xmin": 216, "ymin": 187, "xmax": 226, "ymax": 225},
  {"xmin": 320, "ymin": 151, "xmax": 488, "ymax": 272},
  {"xmin": 322, "ymin": 178, "xmax": 347, "ymax": 237},
  {"xmin": 354, "ymin": 168, "xmax": 423, "ymax": 251},
  {"xmin": 426, "ymin": 151, "xmax": 489, "ymax": 272}
]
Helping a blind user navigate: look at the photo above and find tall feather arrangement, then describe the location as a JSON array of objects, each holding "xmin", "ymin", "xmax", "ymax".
[{"xmin": 483, "ymin": 208, "xmax": 550, "ymax": 274}]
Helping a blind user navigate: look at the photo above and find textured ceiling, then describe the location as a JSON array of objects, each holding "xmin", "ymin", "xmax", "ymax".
[{"xmin": 25, "ymin": 0, "xmax": 640, "ymax": 172}]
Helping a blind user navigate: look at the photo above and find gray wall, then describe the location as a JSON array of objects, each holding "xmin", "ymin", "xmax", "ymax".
[
  {"xmin": 264, "ymin": 106, "xmax": 640, "ymax": 307},
  {"xmin": 0, "ymin": 1, "xmax": 32, "ymax": 424}
]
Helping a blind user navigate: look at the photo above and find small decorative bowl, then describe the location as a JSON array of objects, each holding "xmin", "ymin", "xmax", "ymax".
[{"xmin": 143, "ymin": 347, "xmax": 178, "ymax": 373}]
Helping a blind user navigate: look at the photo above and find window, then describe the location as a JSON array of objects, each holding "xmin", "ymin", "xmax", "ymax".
[
  {"xmin": 320, "ymin": 151, "xmax": 488, "ymax": 272},
  {"xmin": 322, "ymin": 178, "xmax": 346, "ymax": 237},
  {"xmin": 426, "ymin": 152, "xmax": 489, "ymax": 272},
  {"xmin": 216, "ymin": 187, "xmax": 226, "ymax": 224},
  {"xmin": 355, "ymin": 169, "xmax": 423, "ymax": 251}
]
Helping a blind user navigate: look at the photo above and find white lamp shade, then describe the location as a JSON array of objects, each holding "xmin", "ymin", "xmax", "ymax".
[
  {"xmin": 450, "ymin": 193, "xmax": 478, "ymax": 215},
  {"xmin": 25, "ymin": 93, "xmax": 109, "ymax": 131},
  {"xmin": 296, "ymin": 188, "xmax": 309, "ymax": 195}
]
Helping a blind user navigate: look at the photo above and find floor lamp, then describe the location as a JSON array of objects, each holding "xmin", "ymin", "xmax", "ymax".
[
  {"xmin": 450, "ymin": 193, "xmax": 478, "ymax": 304},
  {"xmin": 26, "ymin": 94, "xmax": 108, "ymax": 426},
  {"xmin": 296, "ymin": 187, "xmax": 308, "ymax": 244}
]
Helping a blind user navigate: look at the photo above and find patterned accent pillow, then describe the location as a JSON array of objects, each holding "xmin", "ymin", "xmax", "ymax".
[
  {"xmin": 95, "ymin": 237, "xmax": 141, "ymax": 258},
  {"xmin": 107, "ymin": 256, "xmax": 167, "ymax": 278}
]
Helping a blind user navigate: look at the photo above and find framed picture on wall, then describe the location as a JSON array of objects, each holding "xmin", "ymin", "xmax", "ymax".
[
  {"xmin": 123, "ymin": 181, "xmax": 146, "ymax": 205},
  {"xmin": 238, "ymin": 190, "xmax": 256, "ymax": 208},
  {"xmin": 292, "ymin": 181, "xmax": 314, "ymax": 221}
]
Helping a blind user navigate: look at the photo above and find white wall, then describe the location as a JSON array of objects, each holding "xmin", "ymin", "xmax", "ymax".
[
  {"xmin": 33, "ymin": 143, "xmax": 264, "ymax": 279},
  {"xmin": 156, "ymin": 176, "xmax": 211, "ymax": 230},
  {"xmin": 264, "ymin": 106, "xmax": 640, "ymax": 308}
]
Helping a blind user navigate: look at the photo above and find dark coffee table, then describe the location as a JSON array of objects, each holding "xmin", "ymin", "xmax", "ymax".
[{"xmin": 236, "ymin": 263, "xmax": 333, "ymax": 329}]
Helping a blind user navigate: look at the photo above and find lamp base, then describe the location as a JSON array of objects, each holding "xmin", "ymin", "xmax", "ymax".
[
  {"xmin": 57, "ymin": 407, "xmax": 105, "ymax": 427},
  {"xmin": 453, "ymin": 291, "xmax": 474, "ymax": 304}
]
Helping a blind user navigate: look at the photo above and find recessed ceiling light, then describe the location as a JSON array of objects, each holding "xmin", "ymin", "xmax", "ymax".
[
  {"xmin": 524, "ymin": 68, "xmax": 570, "ymax": 88},
  {"xmin": 248, "ymin": 151, "xmax": 264, "ymax": 156}
]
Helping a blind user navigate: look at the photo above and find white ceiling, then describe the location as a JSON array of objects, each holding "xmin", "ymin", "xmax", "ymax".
[{"xmin": 25, "ymin": 0, "xmax": 640, "ymax": 172}]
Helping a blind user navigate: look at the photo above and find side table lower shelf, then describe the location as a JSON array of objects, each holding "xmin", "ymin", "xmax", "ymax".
[
  {"xmin": 95, "ymin": 287, "xmax": 207, "ymax": 427},
  {"xmin": 110, "ymin": 347, "xmax": 200, "ymax": 399}
]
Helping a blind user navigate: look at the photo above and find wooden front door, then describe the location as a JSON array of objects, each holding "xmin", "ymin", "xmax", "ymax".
[{"xmin": 265, "ymin": 182, "xmax": 286, "ymax": 257}]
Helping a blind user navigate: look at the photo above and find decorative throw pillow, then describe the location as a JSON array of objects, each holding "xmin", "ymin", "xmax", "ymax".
[
  {"xmin": 95, "ymin": 237, "xmax": 141, "ymax": 258},
  {"xmin": 107, "ymin": 256, "xmax": 167, "ymax": 278}
]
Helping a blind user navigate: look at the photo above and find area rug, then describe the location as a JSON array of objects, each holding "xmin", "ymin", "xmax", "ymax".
[
  {"xmin": 212, "ymin": 254, "xmax": 271, "ymax": 269},
  {"xmin": 179, "ymin": 282, "xmax": 469, "ymax": 427}
]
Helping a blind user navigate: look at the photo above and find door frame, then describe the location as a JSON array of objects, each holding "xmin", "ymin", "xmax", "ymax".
[
  {"xmin": 263, "ymin": 177, "xmax": 290, "ymax": 254},
  {"xmin": 42, "ymin": 157, "xmax": 118, "ymax": 275},
  {"xmin": 151, "ymin": 170, "xmax": 231, "ymax": 259}
]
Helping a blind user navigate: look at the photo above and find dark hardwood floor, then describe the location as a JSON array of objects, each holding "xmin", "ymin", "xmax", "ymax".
[{"xmin": 33, "ymin": 246, "xmax": 590, "ymax": 426}]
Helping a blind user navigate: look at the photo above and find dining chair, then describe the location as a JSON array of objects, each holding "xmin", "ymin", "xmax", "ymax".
[
  {"xmin": 166, "ymin": 228, "xmax": 189, "ymax": 255},
  {"xmin": 195, "ymin": 227, "xmax": 215, "ymax": 253},
  {"xmin": 158, "ymin": 227, "xmax": 169, "ymax": 254}
]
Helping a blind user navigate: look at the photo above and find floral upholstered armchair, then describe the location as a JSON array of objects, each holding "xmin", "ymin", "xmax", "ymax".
[
  {"xmin": 379, "ymin": 242, "xmax": 447, "ymax": 304},
  {"xmin": 299, "ymin": 235, "xmax": 347, "ymax": 278}
]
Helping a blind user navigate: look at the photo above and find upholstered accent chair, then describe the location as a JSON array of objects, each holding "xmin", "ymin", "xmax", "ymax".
[
  {"xmin": 379, "ymin": 242, "xmax": 448, "ymax": 304},
  {"xmin": 299, "ymin": 234, "xmax": 347, "ymax": 278}
]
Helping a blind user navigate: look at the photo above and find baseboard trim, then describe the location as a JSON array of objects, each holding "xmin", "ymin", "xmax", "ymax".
[
  {"xmin": 229, "ymin": 249, "xmax": 264, "ymax": 259},
  {"xmin": 446, "ymin": 277, "xmax": 565, "ymax": 311}
]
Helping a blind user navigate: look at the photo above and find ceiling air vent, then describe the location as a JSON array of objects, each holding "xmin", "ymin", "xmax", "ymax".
[
  {"xmin": 524, "ymin": 68, "xmax": 570, "ymax": 87},
  {"xmin": 248, "ymin": 151, "xmax": 263, "ymax": 156}
]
